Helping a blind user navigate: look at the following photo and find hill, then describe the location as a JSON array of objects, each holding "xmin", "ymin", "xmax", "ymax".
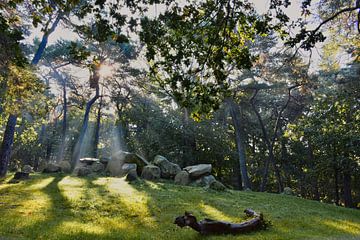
[{"xmin": 0, "ymin": 174, "xmax": 359, "ymax": 240}]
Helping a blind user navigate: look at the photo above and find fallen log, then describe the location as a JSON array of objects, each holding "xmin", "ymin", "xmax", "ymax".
[{"xmin": 174, "ymin": 209, "xmax": 268, "ymax": 235}]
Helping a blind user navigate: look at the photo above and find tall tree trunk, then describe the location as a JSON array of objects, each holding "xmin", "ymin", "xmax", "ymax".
[
  {"xmin": 46, "ymin": 118, "xmax": 58, "ymax": 162},
  {"xmin": 57, "ymin": 78, "xmax": 67, "ymax": 162},
  {"xmin": 334, "ymin": 166, "xmax": 340, "ymax": 205},
  {"xmin": 92, "ymin": 96, "xmax": 102, "ymax": 158},
  {"xmin": 332, "ymin": 144, "xmax": 340, "ymax": 205},
  {"xmin": 308, "ymin": 142, "xmax": 320, "ymax": 201},
  {"xmin": 250, "ymin": 101, "xmax": 283, "ymax": 192},
  {"xmin": 0, "ymin": 12, "xmax": 62, "ymax": 176},
  {"xmin": 250, "ymin": 92, "xmax": 284, "ymax": 193},
  {"xmin": 71, "ymin": 87, "xmax": 100, "ymax": 168},
  {"xmin": 343, "ymin": 152, "xmax": 353, "ymax": 208},
  {"xmin": 182, "ymin": 108, "xmax": 196, "ymax": 167},
  {"xmin": 226, "ymin": 98, "xmax": 251, "ymax": 190},
  {"xmin": 0, "ymin": 114, "xmax": 17, "ymax": 177},
  {"xmin": 343, "ymin": 170, "xmax": 353, "ymax": 208},
  {"xmin": 31, "ymin": 13, "xmax": 63, "ymax": 65}
]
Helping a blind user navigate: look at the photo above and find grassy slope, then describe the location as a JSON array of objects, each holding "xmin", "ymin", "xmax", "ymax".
[{"xmin": 0, "ymin": 174, "xmax": 359, "ymax": 240}]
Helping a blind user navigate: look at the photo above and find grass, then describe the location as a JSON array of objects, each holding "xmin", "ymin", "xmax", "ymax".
[{"xmin": 0, "ymin": 173, "xmax": 359, "ymax": 240}]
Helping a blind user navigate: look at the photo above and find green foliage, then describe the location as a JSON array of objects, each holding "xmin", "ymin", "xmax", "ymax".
[{"xmin": 141, "ymin": 1, "xmax": 273, "ymax": 116}]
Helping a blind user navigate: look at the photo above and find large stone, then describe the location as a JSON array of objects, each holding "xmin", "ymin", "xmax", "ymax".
[
  {"xmin": 174, "ymin": 170, "xmax": 190, "ymax": 185},
  {"xmin": 37, "ymin": 160, "xmax": 48, "ymax": 172},
  {"xmin": 76, "ymin": 167, "xmax": 92, "ymax": 177},
  {"xmin": 125, "ymin": 169, "xmax": 138, "ymax": 182},
  {"xmin": 210, "ymin": 180, "xmax": 226, "ymax": 191},
  {"xmin": 107, "ymin": 150, "xmax": 148, "ymax": 176},
  {"xmin": 282, "ymin": 187, "xmax": 294, "ymax": 196},
  {"xmin": 79, "ymin": 158, "xmax": 100, "ymax": 165},
  {"xmin": 59, "ymin": 161, "xmax": 71, "ymax": 173},
  {"xmin": 122, "ymin": 163, "xmax": 137, "ymax": 175},
  {"xmin": 153, "ymin": 155, "xmax": 181, "ymax": 179},
  {"xmin": 183, "ymin": 164, "xmax": 212, "ymax": 179},
  {"xmin": 141, "ymin": 165, "xmax": 161, "ymax": 180},
  {"xmin": 43, "ymin": 163, "xmax": 61, "ymax": 173},
  {"xmin": 100, "ymin": 157, "xmax": 110, "ymax": 165},
  {"xmin": 91, "ymin": 162, "xmax": 105, "ymax": 173},
  {"xmin": 195, "ymin": 175, "xmax": 216, "ymax": 187},
  {"xmin": 22, "ymin": 165, "xmax": 34, "ymax": 174},
  {"xmin": 8, "ymin": 172, "xmax": 30, "ymax": 184}
]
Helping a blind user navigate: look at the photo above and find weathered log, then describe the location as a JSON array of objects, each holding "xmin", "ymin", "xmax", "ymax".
[{"xmin": 174, "ymin": 209, "xmax": 267, "ymax": 235}]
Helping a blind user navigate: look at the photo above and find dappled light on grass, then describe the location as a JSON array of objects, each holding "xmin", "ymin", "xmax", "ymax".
[
  {"xmin": 323, "ymin": 219, "xmax": 360, "ymax": 235},
  {"xmin": 200, "ymin": 203, "xmax": 235, "ymax": 222},
  {"xmin": 58, "ymin": 220, "xmax": 106, "ymax": 235},
  {"xmin": 58, "ymin": 176, "xmax": 87, "ymax": 201},
  {"xmin": 93, "ymin": 177, "xmax": 157, "ymax": 228},
  {"xmin": 26, "ymin": 176, "xmax": 55, "ymax": 190},
  {"xmin": 1, "ymin": 174, "xmax": 360, "ymax": 240}
]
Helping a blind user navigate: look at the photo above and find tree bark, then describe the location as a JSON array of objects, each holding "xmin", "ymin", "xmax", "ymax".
[
  {"xmin": 226, "ymin": 98, "xmax": 251, "ymax": 190},
  {"xmin": 308, "ymin": 142, "xmax": 320, "ymax": 201},
  {"xmin": 57, "ymin": 77, "xmax": 67, "ymax": 162},
  {"xmin": 182, "ymin": 108, "xmax": 196, "ymax": 167},
  {"xmin": 92, "ymin": 96, "xmax": 102, "ymax": 158},
  {"xmin": 31, "ymin": 13, "xmax": 63, "ymax": 65},
  {"xmin": 0, "ymin": 114, "xmax": 17, "ymax": 177},
  {"xmin": 0, "ymin": 11, "xmax": 62, "ymax": 176},
  {"xmin": 71, "ymin": 87, "xmax": 100, "ymax": 168},
  {"xmin": 343, "ymin": 170, "xmax": 353, "ymax": 208},
  {"xmin": 175, "ymin": 209, "xmax": 266, "ymax": 235},
  {"xmin": 250, "ymin": 90, "xmax": 285, "ymax": 193}
]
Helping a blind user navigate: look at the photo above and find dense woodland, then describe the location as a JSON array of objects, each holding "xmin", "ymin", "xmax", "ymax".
[{"xmin": 0, "ymin": 0, "xmax": 359, "ymax": 210}]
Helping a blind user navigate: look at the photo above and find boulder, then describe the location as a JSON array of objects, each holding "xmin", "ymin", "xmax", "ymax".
[
  {"xmin": 153, "ymin": 155, "xmax": 181, "ymax": 179},
  {"xmin": 141, "ymin": 165, "xmax": 161, "ymax": 180},
  {"xmin": 100, "ymin": 157, "xmax": 110, "ymax": 165},
  {"xmin": 282, "ymin": 187, "xmax": 294, "ymax": 196},
  {"xmin": 37, "ymin": 160, "xmax": 48, "ymax": 172},
  {"xmin": 8, "ymin": 172, "xmax": 30, "ymax": 184},
  {"xmin": 43, "ymin": 163, "xmax": 61, "ymax": 173},
  {"xmin": 122, "ymin": 163, "xmax": 137, "ymax": 175},
  {"xmin": 91, "ymin": 162, "xmax": 105, "ymax": 173},
  {"xmin": 210, "ymin": 180, "xmax": 226, "ymax": 191},
  {"xmin": 174, "ymin": 170, "xmax": 190, "ymax": 185},
  {"xmin": 76, "ymin": 167, "xmax": 92, "ymax": 177},
  {"xmin": 22, "ymin": 165, "xmax": 34, "ymax": 174},
  {"xmin": 107, "ymin": 150, "xmax": 148, "ymax": 176},
  {"xmin": 59, "ymin": 161, "xmax": 71, "ymax": 173},
  {"xmin": 125, "ymin": 169, "xmax": 138, "ymax": 182},
  {"xmin": 197, "ymin": 175, "xmax": 216, "ymax": 187},
  {"xmin": 184, "ymin": 164, "xmax": 212, "ymax": 179},
  {"xmin": 79, "ymin": 158, "xmax": 100, "ymax": 165}
]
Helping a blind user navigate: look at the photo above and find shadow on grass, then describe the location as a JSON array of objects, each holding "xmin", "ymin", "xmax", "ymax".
[
  {"xmin": 0, "ymin": 174, "xmax": 359, "ymax": 240},
  {"xmin": 128, "ymin": 179, "xmax": 360, "ymax": 240}
]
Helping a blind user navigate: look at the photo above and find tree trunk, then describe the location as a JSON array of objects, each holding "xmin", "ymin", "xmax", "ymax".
[
  {"xmin": 182, "ymin": 108, "xmax": 196, "ymax": 167},
  {"xmin": 57, "ymin": 78, "xmax": 67, "ymax": 162},
  {"xmin": 71, "ymin": 87, "xmax": 100, "ymax": 168},
  {"xmin": 0, "ymin": 114, "xmax": 17, "ymax": 177},
  {"xmin": 0, "ymin": 11, "xmax": 61, "ymax": 176},
  {"xmin": 45, "ymin": 118, "xmax": 58, "ymax": 162},
  {"xmin": 334, "ymin": 166, "xmax": 340, "ymax": 205},
  {"xmin": 343, "ymin": 170, "xmax": 353, "ymax": 208},
  {"xmin": 31, "ymin": 13, "xmax": 63, "ymax": 65},
  {"xmin": 226, "ymin": 98, "xmax": 251, "ymax": 190},
  {"xmin": 250, "ymin": 100, "xmax": 283, "ymax": 192},
  {"xmin": 92, "ymin": 96, "xmax": 102, "ymax": 158},
  {"xmin": 308, "ymin": 142, "xmax": 320, "ymax": 201}
]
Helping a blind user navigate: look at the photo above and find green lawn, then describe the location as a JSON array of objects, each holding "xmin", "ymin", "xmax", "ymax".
[{"xmin": 0, "ymin": 173, "xmax": 359, "ymax": 240}]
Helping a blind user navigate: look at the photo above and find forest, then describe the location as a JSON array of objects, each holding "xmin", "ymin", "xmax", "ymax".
[{"xmin": 0, "ymin": 0, "xmax": 359, "ymax": 239}]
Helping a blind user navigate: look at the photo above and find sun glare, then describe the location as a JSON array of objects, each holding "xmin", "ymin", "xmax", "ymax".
[{"xmin": 99, "ymin": 63, "xmax": 115, "ymax": 78}]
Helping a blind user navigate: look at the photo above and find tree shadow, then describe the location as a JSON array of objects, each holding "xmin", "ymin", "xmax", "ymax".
[{"xmin": 0, "ymin": 174, "xmax": 359, "ymax": 240}]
